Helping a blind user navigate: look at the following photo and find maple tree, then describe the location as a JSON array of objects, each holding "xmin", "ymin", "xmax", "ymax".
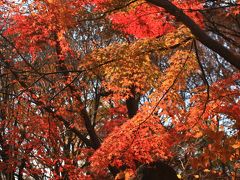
[{"xmin": 0, "ymin": 0, "xmax": 240, "ymax": 179}]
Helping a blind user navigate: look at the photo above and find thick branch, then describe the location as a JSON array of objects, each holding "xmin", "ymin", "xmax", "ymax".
[
  {"xmin": 80, "ymin": 108, "xmax": 101, "ymax": 149},
  {"xmin": 146, "ymin": 0, "xmax": 240, "ymax": 69}
]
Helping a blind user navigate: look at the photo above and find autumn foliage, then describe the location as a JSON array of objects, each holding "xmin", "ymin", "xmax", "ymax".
[{"xmin": 0, "ymin": 0, "xmax": 240, "ymax": 179}]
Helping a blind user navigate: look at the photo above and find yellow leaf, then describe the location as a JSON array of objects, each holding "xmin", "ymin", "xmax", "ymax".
[
  {"xmin": 47, "ymin": 0, "xmax": 55, "ymax": 4},
  {"xmin": 115, "ymin": 172, "xmax": 124, "ymax": 180},
  {"xmin": 177, "ymin": 174, "xmax": 182, "ymax": 179},
  {"xmin": 232, "ymin": 141, "xmax": 240, "ymax": 149},
  {"xmin": 194, "ymin": 175, "xmax": 200, "ymax": 179},
  {"xmin": 203, "ymin": 169, "xmax": 210, "ymax": 173},
  {"xmin": 194, "ymin": 131, "xmax": 203, "ymax": 138}
]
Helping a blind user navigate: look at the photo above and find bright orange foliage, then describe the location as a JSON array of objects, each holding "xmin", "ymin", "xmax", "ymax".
[{"xmin": 0, "ymin": 0, "xmax": 239, "ymax": 179}]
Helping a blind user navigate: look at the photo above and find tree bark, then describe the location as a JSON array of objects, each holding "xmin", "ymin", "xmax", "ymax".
[{"xmin": 126, "ymin": 86, "xmax": 140, "ymax": 119}]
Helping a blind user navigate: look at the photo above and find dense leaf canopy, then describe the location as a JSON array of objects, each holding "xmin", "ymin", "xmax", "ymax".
[{"xmin": 0, "ymin": 0, "xmax": 239, "ymax": 179}]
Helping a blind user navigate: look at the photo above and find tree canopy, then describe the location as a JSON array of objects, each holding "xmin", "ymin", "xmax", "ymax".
[{"xmin": 0, "ymin": 0, "xmax": 239, "ymax": 179}]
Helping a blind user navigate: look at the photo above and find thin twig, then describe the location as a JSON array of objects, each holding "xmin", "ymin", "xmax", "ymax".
[{"xmin": 193, "ymin": 40, "xmax": 210, "ymax": 119}]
